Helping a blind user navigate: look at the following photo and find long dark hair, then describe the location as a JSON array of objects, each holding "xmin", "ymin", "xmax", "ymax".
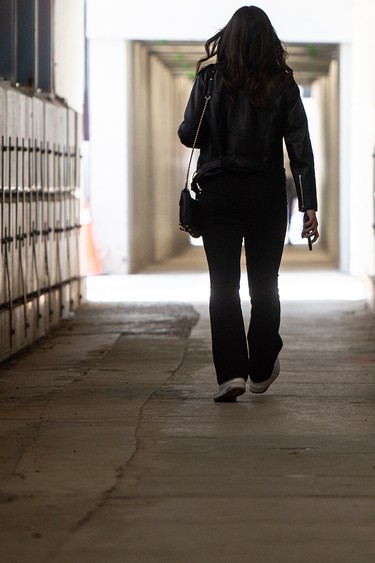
[{"xmin": 197, "ymin": 5, "xmax": 292, "ymax": 107}]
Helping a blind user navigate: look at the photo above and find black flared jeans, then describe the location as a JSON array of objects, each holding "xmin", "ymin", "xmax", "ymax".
[{"xmin": 199, "ymin": 171, "xmax": 288, "ymax": 385}]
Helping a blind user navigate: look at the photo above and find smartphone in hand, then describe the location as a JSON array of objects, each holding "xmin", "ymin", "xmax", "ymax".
[{"xmin": 303, "ymin": 213, "xmax": 313, "ymax": 251}]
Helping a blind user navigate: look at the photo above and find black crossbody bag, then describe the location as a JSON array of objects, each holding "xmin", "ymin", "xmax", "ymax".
[{"xmin": 179, "ymin": 69, "xmax": 215, "ymax": 238}]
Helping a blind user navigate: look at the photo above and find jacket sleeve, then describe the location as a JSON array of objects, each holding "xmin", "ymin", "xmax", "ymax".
[
  {"xmin": 283, "ymin": 79, "xmax": 318, "ymax": 211},
  {"xmin": 177, "ymin": 71, "xmax": 207, "ymax": 149}
]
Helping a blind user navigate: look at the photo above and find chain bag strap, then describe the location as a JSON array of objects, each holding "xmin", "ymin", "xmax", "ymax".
[
  {"xmin": 184, "ymin": 68, "xmax": 216, "ymax": 190},
  {"xmin": 179, "ymin": 68, "xmax": 216, "ymax": 237}
]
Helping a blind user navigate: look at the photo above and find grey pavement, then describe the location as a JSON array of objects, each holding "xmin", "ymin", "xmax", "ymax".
[{"xmin": 0, "ymin": 247, "xmax": 375, "ymax": 563}]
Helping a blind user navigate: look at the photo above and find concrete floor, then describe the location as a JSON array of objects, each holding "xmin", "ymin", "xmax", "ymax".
[{"xmin": 0, "ymin": 247, "xmax": 375, "ymax": 563}]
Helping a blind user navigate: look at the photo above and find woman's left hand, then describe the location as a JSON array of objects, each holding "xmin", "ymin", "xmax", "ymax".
[{"xmin": 302, "ymin": 209, "xmax": 319, "ymax": 244}]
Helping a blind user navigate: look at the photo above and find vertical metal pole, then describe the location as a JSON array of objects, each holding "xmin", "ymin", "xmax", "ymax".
[
  {"xmin": 58, "ymin": 144, "xmax": 63, "ymax": 236},
  {"xmin": 15, "ymin": 138, "xmax": 19, "ymax": 250},
  {"xmin": 40, "ymin": 140, "xmax": 45, "ymax": 240},
  {"xmin": 4, "ymin": 227, "xmax": 14, "ymax": 348},
  {"xmin": 76, "ymin": 139, "xmax": 81, "ymax": 289},
  {"xmin": 31, "ymin": 219, "xmax": 41, "ymax": 327},
  {"xmin": 18, "ymin": 225, "xmax": 29, "ymax": 337},
  {"xmin": 28, "ymin": 139, "xmax": 32, "ymax": 247},
  {"xmin": 46, "ymin": 141, "xmax": 51, "ymax": 236},
  {"xmin": 45, "ymin": 140, "xmax": 52, "ymax": 318},
  {"xmin": 7, "ymin": 137, "xmax": 13, "ymax": 253},
  {"xmin": 56, "ymin": 144, "xmax": 63, "ymax": 315},
  {"xmin": 18, "ymin": 134, "xmax": 28, "ymax": 337},
  {"xmin": 63, "ymin": 143, "xmax": 71, "ymax": 309},
  {"xmin": 21, "ymin": 138, "xmax": 26, "ymax": 247},
  {"xmin": 53, "ymin": 143, "xmax": 56, "ymax": 242},
  {"xmin": 43, "ymin": 218, "xmax": 52, "ymax": 319},
  {"xmin": 55, "ymin": 216, "xmax": 62, "ymax": 316},
  {"xmin": 63, "ymin": 144, "xmax": 66, "ymax": 237},
  {"xmin": 1, "ymin": 136, "xmax": 5, "ymax": 255},
  {"xmin": 6, "ymin": 138, "xmax": 15, "ymax": 344},
  {"xmin": 34, "ymin": 139, "xmax": 39, "ymax": 239},
  {"xmin": 21, "ymin": 136, "xmax": 27, "ymax": 332}
]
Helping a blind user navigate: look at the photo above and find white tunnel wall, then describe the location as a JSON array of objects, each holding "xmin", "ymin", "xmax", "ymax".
[
  {"xmin": 127, "ymin": 42, "xmax": 153, "ymax": 272},
  {"xmin": 87, "ymin": 39, "xmax": 129, "ymax": 274},
  {"xmin": 150, "ymin": 54, "xmax": 176, "ymax": 263},
  {"xmin": 127, "ymin": 42, "xmax": 191, "ymax": 272},
  {"xmin": 349, "ymin": 0, "xmax": 375, "ymax": 279},
  {"xmin": 89, "ymin": 40, "xmax": 191, "ymax": 274},
  {"xmin": 315, "ymin": 60, "xmax": 340, "ymax": 265}
]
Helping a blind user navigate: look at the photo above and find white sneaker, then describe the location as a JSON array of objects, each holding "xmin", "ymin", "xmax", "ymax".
[
  {"xmin": 213, "ymin": 378, "xmax": 246, "ymax": 402},
  {"xmin": 249, "ymin": 358, "xmax": 280, "ymax": 394}
]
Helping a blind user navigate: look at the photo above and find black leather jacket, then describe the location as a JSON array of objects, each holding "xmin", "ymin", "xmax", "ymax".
[{"xmin": 178, "ymin": 64, "xmax": 317, "ymax": 211}]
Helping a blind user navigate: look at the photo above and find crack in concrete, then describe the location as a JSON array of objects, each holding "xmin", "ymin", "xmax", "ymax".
[
  {"xmin": 12, "ymin": 395, "xmax": 53, "ymax": 480},
  {"xmin": 45, "ymin": 340, "xmax": 190, "ymax": 562},
  {"xmin": 75, "ymin": 345, "xmax": 188, "ymax": 529}
]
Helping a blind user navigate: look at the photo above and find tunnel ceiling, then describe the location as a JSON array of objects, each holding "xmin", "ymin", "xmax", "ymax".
[{"xmin": 141, "ymin": 41, "xmax": 338, "ymax": 85}]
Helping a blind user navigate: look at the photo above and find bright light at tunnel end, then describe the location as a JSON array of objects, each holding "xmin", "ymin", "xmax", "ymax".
[{"xmin": 86, "ymin": 271, "xmax": 366, "ymax": 303}]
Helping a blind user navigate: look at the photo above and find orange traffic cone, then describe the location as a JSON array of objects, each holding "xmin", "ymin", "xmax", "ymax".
[{"xmin": 79, "ymin": 198, "xmax": 102, "ymax": 276}]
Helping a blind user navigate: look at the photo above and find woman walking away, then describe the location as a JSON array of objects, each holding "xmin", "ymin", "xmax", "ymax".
[{"xmin": 178, "ymin": 6, "xmax": 319, "ymax": 402}]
